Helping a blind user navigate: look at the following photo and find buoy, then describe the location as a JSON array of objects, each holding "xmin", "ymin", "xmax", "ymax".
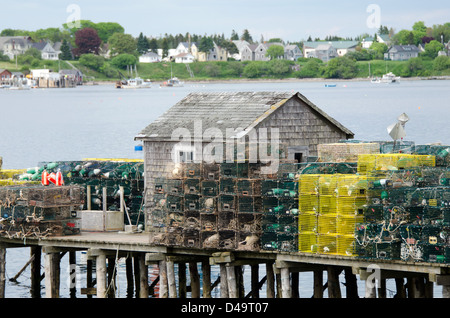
[
  {"xmin": 41, "ymin": 170, "xmax": 49, "ymax": 186},
  {"xmin": 56, "ymin": 170, "xmax": 64, "ymax": 186},
  {"xmin": 48, "ymin": 172, "xmax": 56, "ymax": 184}
]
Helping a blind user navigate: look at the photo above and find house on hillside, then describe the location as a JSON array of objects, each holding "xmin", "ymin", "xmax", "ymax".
[
  {"xmin": 284, "ymin": 44, "xmax": 302, "ymax": 61},
  {"xmin": 239, "ymin": 43, "xmax": 257, "ymax": 61},
  {"xmin": 135, "ymin": 91, "xmax": 354, "ymax": 230},
  {"xmin": 175, "ymin": 42, "xmax": 191, "ymax": 55},
  {"xmin": 254, "ymin": 42, "xmax": 285, "ymax": 61},
  {"xmin": 139, "ymin": 51, "xmax": 160, "ymax": 63},
  {"xmin": 384, "ymin": 45, "xmax": 420, "ymax": 61},
  {"xmin": 0, "ymin": 36, "xmax": 32, "ymax": 59},
  {"xmin": 0, "ymin": 69, "xmax": 12, "ymax": 83},
  {"xmin": 231, "ymin": 40, "xmax": 250, "ymax": 60},
  {"xmin": 305, "ymin": 43, "xmax": 337, "ymax": 62},
  {"xmin": 193, "ymin": 42, "xmax": 228, "ymax": 62},
  {"xmin": 31, "ymin": 42, "xmax": 58, "ymax": 60},
  {"xmin": 174, "ymin": 52, "xmax": 195, "ymax": 63},
  {"xmin": 303, "ymin": 41, "xmax": 357, "ymax": 61},
  {"xmin": 361, "ymin": 34, "xmax": 392, "ymax": 49}
]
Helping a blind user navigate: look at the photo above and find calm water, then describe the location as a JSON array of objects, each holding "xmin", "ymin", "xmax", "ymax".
[{"xmin": 1, "ymin": 79, "xmax": 449, "ymax": 298}]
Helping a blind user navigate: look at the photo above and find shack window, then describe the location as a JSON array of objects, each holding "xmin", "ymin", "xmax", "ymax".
[{"xmin": 179, "ymin": 150, "xmax": 194, "ymax": 163}]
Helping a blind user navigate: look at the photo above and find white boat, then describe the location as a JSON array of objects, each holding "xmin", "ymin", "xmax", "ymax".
[
  {"xmin": 160, "ymin": 77, "xmax": 184, "ymax": 87},
  {"xmin": 370, "ymin": 77, "xmax": 381, "ymax": 84},
  {"xmin": 380, "ymin": 72, "xmax": 400, "ymax": 84},
  {"xmin": 116, "ymin": 77, "xmax": 152, "ymax": 89}
]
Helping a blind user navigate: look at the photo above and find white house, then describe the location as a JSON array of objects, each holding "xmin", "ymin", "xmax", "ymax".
[
  {"xmin": 175, "ymin": 42, "xmax": 191, "ymax": 55},
  {"xmin": 139, "ymin": 51, "xmax": 160, "ymax": 63},
  {"xmin": 31, "ymin": 42, "xmax": 58, "ymax": 60},
  {"xmin": 174, "ymin": 52, "xmax": 194, "ymax": 63}
]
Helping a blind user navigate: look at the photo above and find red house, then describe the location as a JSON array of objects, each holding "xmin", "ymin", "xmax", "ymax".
[{"xmin": 0, "ymin": 69, "xmax": 12, "ymax": 82}]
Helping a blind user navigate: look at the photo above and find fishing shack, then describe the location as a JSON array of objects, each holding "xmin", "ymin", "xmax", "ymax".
[{"xmin": 135, "ymin": 91, "xmax": 354, "ymax": 234}]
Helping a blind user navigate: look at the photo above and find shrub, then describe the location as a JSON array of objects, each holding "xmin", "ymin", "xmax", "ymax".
[
  {"xmin": 79, "ymin": 53, "xmax": 105, "ymax": 71},
  {"xmin": 433, "ymin": 55, "xmax": 450, "ymax": 71},
  {"xmin": 110, "ymin": 53, "xmax": 138, "ymax": 69}
]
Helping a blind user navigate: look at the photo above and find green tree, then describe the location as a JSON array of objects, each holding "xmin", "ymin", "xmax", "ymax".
[
  {"xmin": 230, "ymin": 30, "xmax": 239, "ymax": 40},
  {"xmin": 241, "ymin": 29, "xmax": 253, "ymax": 43},
  {"xmin": 265, "ymin": 45, "xmax": 284, "ymax": 60},
  {"xmin": 137, "ymin": 32, "xmax": 149, "ymax": 54},
  {"xmin": 369, "ymin": 42, "xmax": 388, "ymax": 59},
  {"xmin": 268, "ymin": 59, "xmax": 291, "ymax": 76},
  {"xmin": 78, "ymin": 53, "xmax": 105, "ymax": 70},
  {"xmin": 162, "ymin": 38, "xmax": 169, "ymax": 58},
  {"xmin": 148, "ymin": 38, "xmax": 158, "ymax": 53},
  {"xmin": 24, "ymin": 47, "xmax": 42, "ymax": 60},
  {"xmin": 94, "ymin": 22, "xmax": 125, "ymax": 42},
  {"xmin": 110, "ymin": 53, "xmax": 138, "ymax": 69},
  {"xmin": 199, "ymin": 37, "xmax": 214, "ymax": 53},
  {"xmin": 399, "ymin": 57, "xmax": 425, "ymax": 77},
  {"xmin": 421, "ymin": 40, "xmax": 444, "ymax": 59},
  {"xmin": 243, "ymin": 62, "xmax": 262, "ymax": 78},
  {"xmin": 59, "ymin": 39, "xmax": 73, "ymax": 60},
  {"xmin": 296, "ymin": 58, "xmax": 323, "ymax": 78},
  {"xmin": 108, "ymin": 33, "xmax": 137, "ymax": 56},
  {"xmin": 433, "ymin": 55, "xmax": 450, "ymax": 71},
  {"xmin": 323, "ymin": 57, "xmax": 358, "ymax": 79}
]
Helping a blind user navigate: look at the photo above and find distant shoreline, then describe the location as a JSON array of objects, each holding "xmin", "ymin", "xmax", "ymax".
[{"xmin": 86, "ymin": 76, "xmax": 450, "ymax": 86}]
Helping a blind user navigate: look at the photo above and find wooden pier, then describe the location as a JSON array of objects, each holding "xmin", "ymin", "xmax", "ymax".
[{"xmin": 0, "ymin": 231, "xmax": 449, "ymax": 299}]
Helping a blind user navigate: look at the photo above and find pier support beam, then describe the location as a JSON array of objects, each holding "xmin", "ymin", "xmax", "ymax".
[
  {"xmin": 139, "ymin": 253, "xmax": 149, "ymax": 298},
  {"xmin": 44, "ymin": 249, "xmax": 61, "ymax": 298},
  {"xmin": 219, "ymin": 264, "xmax": 228, "ymax": 298},
  {"xmin": 30, "ymin": 246, "xmax": 41, "ymax": 298},
  {"xmin": 202, "ymin": 260, "xmax": 211, "ymax": 298},
  {"xmin": 266, "ymin": 262, "xmax": 275, "ymax": 298},
  {"xmin": 0, "ymin": 245, "xmax": 5, "ymax": 298},
  {"xmin": 96, "ymin": 253, "xmax": 107, "ymax": 298}
]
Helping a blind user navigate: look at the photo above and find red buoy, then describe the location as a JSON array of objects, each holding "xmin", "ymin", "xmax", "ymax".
[{"xmin": 41, "ymin": 170, "xmax": 49, "ymax": 186}]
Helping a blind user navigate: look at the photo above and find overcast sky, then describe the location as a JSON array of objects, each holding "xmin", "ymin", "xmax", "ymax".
[{"xmin": 1, "ymin": 0, "xmax": 449, "ymax": 41}]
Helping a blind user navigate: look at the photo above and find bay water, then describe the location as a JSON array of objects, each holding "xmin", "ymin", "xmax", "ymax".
[{"xmin": 1, "ymin": 78, "xmax": 449, "ymax": 298}]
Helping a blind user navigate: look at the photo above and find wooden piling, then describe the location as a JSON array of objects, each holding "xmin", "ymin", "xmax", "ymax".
[
  {"xmin": 69, "ymin": 251, "xmax": 76, "ymax": 298},
  {"xmin": 202, "ymin": 260, "xmax": 211, "ymax": 298},
  {"xmin": 178, "ymin": 262, "xmax": 187, "ymax": 298},
  {"xmin": 266, "ymin": 262, "xmax": 275, "ymax": 298},
  {"xmin": 30, "ymin": 246, "xmax": 41, "ymax": 298},
  {"xmin": 226, "ymin": 264, "xmax": 238, "ymax": 298},
  {"xmin": 189, "ymin": 262, "xmax": 200, "ymax": 298},
  {"xmin": 0, "ymin": 245, "xmax": 5, "ymax": 298},
  {"xmin": 139, "ymin": 253, "xmax": 148, "ymax": 298},
  {"xmin": 44, "ymin": 251, "xmax": 60, "ymax": 298},
  {"xmin": 280, "ymin": 267, "xmax": 291, "ymax": 298},
  {"xmin": 313, "ymin": 269, "xmax": 323, "ymax": 298},
  {"xmin": 166, "ymin": 259, "xmax": 177, "ymax": 298},
  {"xmin": 327, "ymin": 266, "xmax": 341, "ymax": 298},
  {"xmin": 125, "ymin": 256, "xmax": 134, "ymax": 298},
  {"xmin": 159, "ymin": 258, "xmax": 168, "ymax": 298},
  {"xmin": 219, "ymin": 264, "xmax": 228, "ymax": 298},
  {"xmin": 96, "ymin": 253, "xmax": 107, "ymax": 298}
]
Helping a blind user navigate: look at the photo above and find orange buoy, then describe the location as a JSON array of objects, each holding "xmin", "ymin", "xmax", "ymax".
[{"xmin": 41, "ymin": 170, "xmax": 49, "ymax": 186}]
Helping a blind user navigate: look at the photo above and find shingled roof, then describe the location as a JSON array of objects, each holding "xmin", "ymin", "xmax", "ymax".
[{"xmin": 135, "ymin": 91, "xmax": 353, "ymax": 141}]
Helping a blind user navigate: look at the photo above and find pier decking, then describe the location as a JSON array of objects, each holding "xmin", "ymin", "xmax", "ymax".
[{"xmin": 1, "ymin": 231, "xmax": 449, "ymax": 298}]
